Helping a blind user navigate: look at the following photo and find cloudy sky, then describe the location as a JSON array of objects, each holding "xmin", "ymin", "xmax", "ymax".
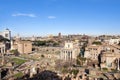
[{"xmin": 0, "ymin": 0, "xmax": 120, "ymax": 36}]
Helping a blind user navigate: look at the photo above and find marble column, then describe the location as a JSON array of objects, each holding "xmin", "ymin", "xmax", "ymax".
[
  {"xmin": 63, "ymin": 51, "xmax": 65, "ymax": 60},
  {"xmin": 62, "ymin": 52, "xmax": 64, "ymax": 59},
  {"xmin": 66, "ymin": 51, "xmax": 67, "ymax": 60},
  {"xmin": 60, "ymin": 51, "xmax": 62, "ymax": 59},
  {"xmin": 1, "ymin": 47, "xmax": 4, "ymax": 65},
  {"xmin": 69, "ymin": 51, "xmax": 71, "ymax": 60},
  {"xmin": 0, "ymin": 69, "xmax": 2, "ymax": 80},
  {"xmin": 71, "ymin": 51, "xmax": 72, "ymax": 60},
  {"xmin": 1, "ymin": 47, "xmax": 3, "ymax": 53},
  {"xmin": 118, "ymin": 58, "xmax": 119, "ymax": 70},
  {"xmin": 4, "ymin": 47, "xmax": 5, "ymax": 54},
  {"xmin": 0, "ymin": 68, "xmax": 1, "ymax": 80},
  {"xmin": 65, "ymin": 51, "xmax": 67, "ymax": 60}
]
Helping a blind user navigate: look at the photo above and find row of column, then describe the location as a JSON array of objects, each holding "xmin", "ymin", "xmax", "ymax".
[
  {"xmin": 0, "ymin": 47, "xmax": 5, "ymax": 54},
  {"xmin": 0, "ymin": 47, "xmax": 5, "ymax": 80},
  {"xmin": 61, "ymin": 50, "xmax": 72, "ymax": 60}
]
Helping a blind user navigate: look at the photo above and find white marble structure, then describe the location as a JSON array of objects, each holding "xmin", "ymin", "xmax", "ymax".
[
  {"xmin": 109, "ymin": 39, "xmax": 120, "ymax": 45},
  {"xmin": 60, "ymin": 41, "xmax": 80, "ymax": 60},
  {"xmin": 0, "ymin": 43, "xmax": 6, "ymax": 54},
  {"xmin": 0, "ymin": 28, "xmax": 11, "ymax": 40}
]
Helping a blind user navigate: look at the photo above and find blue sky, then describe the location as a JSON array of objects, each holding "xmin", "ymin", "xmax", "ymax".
[{"xmin": 0, "ymin": 0, "xmax": 120, "ymax": 36}]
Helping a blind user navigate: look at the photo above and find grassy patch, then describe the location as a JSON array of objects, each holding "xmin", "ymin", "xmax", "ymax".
[
  {"xmin": 70, "ymin": 69, "xmax": 79, "ymax": 76},
  {"xmin": 14, "ymin": 72, "xmax": 23, "ymax": 79},
  {"xmin": 11, "ymin": 58, "xmax": 26, "ymax": 65}
]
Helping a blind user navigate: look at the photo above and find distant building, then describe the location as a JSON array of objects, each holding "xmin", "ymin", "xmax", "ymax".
[
  {"xmin": 100, "ymin": 45, "xmax": 120, "ymax": 70},
  {"xmin": 58, "ymin": 32, "xmax": 61, "ymax": 38},
  {"xmin": 0, "ymin": 28, "xmax": 11, "ymax": 40},
  {"xmin": 108, "ymin": 38, "xmax": 120, "ymax": 45},
  {"xmin": 11, "ymin": 40, "xmax": 32, "ymax": 54},
  {"xmin": 17, "ymin": 41, "xmax": 32, "ymax": 54},
  {"xmin": 84, "ymin": 45, "xmax": 103, "ymax": 61},
  {"xmin": 100, "ymin": 51, "xmax": 120, "ymax": 70},
  {"xmin": 60, "ymin": 41, "xmax": 80, "ymax": 60}
]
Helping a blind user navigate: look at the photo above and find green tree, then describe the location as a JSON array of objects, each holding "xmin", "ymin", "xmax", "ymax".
[
  {"xmin": 41, "ymin": 54, "xmax": 45, "ymax": 58},
  {"xmin": 76, "ymin": 56, "xmax": 86, "ymax": 66},
  {"xmin": 92, "ymin": 41, "xmax": 102, "ymax": 45},
  {"xmin": 102, "ymin": 67, "xmax": 108, "ymax": 72},
  {"xmin": 53, "ymin": 42, "xmax": 59, "ymax": 47}
]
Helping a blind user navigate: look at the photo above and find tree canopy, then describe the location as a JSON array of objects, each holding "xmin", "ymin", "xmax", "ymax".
[{"xmin": 92, "ymin": 41, "xmax": 102, "ymax": 45}]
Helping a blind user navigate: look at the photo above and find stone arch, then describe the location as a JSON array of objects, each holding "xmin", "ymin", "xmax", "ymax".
[{"xmin": 112, "ymin": 58, "xmax": 120, "ymax": 70}]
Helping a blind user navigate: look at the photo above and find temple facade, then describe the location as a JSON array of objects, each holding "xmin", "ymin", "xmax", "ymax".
[{"xmin": 60, "ymin": 41, "xmax": 80, "ymax": 61}]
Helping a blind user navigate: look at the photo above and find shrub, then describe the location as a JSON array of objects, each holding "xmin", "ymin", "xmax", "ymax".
[
  {"xmin": 70, "ymin": 69, "xmax": 79, "ymax": 76},
  {"xmin": 14, "ymin": 72, "xmax": 23, "ymax": 79},
  {"xmin": 102, "ymin": 68, "xmax": 108, "ymax": 71},
  {"xmin": 92, "ymin": 41, "xmax": 102, "ymax": 45}
]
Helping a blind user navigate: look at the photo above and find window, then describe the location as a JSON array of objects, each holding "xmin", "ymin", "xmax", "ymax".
[
  {"xmin": 93, "ymin": 48, "xmax": 97, "ymax": 50},
  {"xmin": 68, "ymin": 44, "xmax": 70, "ymax": 48},
  {"xmin": 25, "ymin": 44, "xmax": 27, "ymax": 47},
  {"xmin": 5, "ymin": 34, "xmax": 8, "ymax": 37}
]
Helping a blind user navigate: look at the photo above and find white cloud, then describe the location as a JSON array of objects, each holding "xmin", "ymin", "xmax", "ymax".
[
  {"xmin": 48, "ymin": 16, "xmax": 56, "ymax": 19},
  {"xmin": 12, "ymin": 13, "xmax": 37, "ymax": 17}
]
